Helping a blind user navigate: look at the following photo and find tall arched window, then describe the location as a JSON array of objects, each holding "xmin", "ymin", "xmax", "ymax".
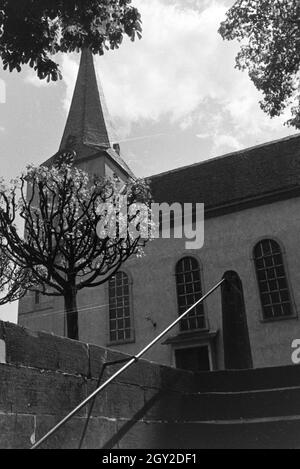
[
  {"xmin": 254, "ymin": 239, "xmax": 292, "ymax": 320},
  {"xmin": 108, "ymin": 271, "xmax": 132, "ymax": 343},
  {"xmin": 35, "ymin": 291, "xmax": 40, "ymax": 305},
  {"xmin": 176, "ymin": 257, "xmax": 206, "ymax": 331}
]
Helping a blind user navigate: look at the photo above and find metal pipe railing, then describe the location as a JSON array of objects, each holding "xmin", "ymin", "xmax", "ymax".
[{"xmin": 31, "ymin": 278, "xmax": 225, "ymax": 449}]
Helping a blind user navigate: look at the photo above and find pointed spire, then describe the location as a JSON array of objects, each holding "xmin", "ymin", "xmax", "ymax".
[{"xmin": 60, "ymin": 48, "xmax": 118, "ymax": 152}]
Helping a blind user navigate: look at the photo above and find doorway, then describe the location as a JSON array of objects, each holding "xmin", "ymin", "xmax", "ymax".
[{"xmin": 175, "ymin": 345, "xmax": 211, "ymax": 372}]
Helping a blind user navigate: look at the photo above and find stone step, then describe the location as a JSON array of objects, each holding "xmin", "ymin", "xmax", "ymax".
[
  {"xmin": 194, "ymin": 364, "xmax": 300, "ymax": 392},
  {"xmin": 170, "ymin": 417, "xmax": 300, "ymax": 449},
  {"xmin": 181, "ymin": 386, "xmax": 300, "ymax": 421},
  {"xmin": 116, "ymin": 416, "xmax": 300, "ymax": 449}
]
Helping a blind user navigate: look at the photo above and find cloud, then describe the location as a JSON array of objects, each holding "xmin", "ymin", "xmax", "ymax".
[
  {"xmin": 212, "ymin": 134, "xmax": 241, "ymax": 154},
  {"xmin": 60, "ymin": 1, "xmax": 231, "ymax": 129},
  {"xmin": 99, "ymin": 0, "xmax": 230, "ymax": 125},
  {"xmin": 60, "ymin": 0, "xmax": 294, "ymax": 156},
  {"xmin": 61, "ymin": 55, "xmax": 78, "ymax": 112},
  {"xmin": 0, "ymin": 79, "xmax": 6, "ymax": 103},
  {"xmin": 25, "ymin": 73, "xmax": 50, "ymax": 88},
  {"xmin": 196, "ymin": 132, "xmax": 210, "ymax": 139}
]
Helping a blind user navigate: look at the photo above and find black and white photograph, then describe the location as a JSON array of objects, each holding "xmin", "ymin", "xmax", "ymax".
[{"xmin": 0, "ymin": 0, "xmax": 300, "ymax": 452}]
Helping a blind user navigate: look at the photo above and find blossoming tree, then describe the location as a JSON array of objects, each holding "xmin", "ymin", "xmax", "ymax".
[{"xmin": 0, "ymin": 152, "xmax": 152, "ymax": 340}]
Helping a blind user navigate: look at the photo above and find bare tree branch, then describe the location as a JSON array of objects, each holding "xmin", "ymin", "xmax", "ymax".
[{"xmin": 0, "ymin": 153, "xmax": 153, "ymax": 339}]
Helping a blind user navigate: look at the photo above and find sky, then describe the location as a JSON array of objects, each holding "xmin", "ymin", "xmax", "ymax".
[{"xmin": 0, "ymin": 0, "xmax": 296, "ymax": 323}]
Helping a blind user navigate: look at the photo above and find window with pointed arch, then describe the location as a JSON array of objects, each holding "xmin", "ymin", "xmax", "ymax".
[
  {"xmin": 253, "ymin": 239, "xmax": 293, "ymax": 320},
  {"xmin": 108, "ymin": 271, "xmax": 133, "ymax": 343},
  {"xmin": 175, "ymin": 257, "xmax": 206, "ymax": 331}
]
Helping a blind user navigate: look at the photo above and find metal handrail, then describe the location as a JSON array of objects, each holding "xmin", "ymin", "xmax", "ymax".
[{"xmin": 31, "ymin": 278, "xmax": 225, "ymax": 449}]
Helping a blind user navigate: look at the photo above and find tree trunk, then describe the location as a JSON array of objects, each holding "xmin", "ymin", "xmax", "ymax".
[{"xmin": 64, "ymin": 286, "xmax": 79, "ymax": 340}]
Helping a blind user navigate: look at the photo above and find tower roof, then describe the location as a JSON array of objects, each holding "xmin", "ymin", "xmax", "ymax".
[
  {"xmin": 48, "ymin": 48, "xmax": 135, "ymax": 178},
  {"xmin": 60, "ymin": 48, "xmax": 118, "ymax": 152}
]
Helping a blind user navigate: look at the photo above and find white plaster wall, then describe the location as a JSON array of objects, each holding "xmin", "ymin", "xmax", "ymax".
[{"xmin": 19, "ymin": 196, "xmax": 300, "ymax": 369}]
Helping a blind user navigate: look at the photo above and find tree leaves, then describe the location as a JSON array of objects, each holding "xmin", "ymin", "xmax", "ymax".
[
  {"xmin": 219, "ymin": 0, "xmax": 300, "ymax": 128},
  {"xmin": 0, "ymin": 0, "xmax": 142, "ymax": 81},
  {"xmin": 0, "ymin": 238, "xmax": 31, "ymax": 305}
]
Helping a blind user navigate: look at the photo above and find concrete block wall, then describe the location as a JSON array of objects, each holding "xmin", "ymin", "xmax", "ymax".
[
  {"xmin": 2, "ymin": 320, "xmax": 300, "ymax": 449},
  {"xmin": 0, "ymin": 320, "xmax": 203, "ymax": 449}
]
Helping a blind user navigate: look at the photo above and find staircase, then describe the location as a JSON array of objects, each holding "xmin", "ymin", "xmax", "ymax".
[
  {"xmin": 2, "ymin": 319, "xmax": 300, "ymax": 449},
  {"xmin": 175, "ymin": 365, "xmax": 300, "ymax": 449}
]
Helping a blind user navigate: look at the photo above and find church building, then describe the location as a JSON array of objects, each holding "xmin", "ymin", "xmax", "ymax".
[{"xmin": 18, "ymin": 49, "xmax": 300, "ymax": 373}]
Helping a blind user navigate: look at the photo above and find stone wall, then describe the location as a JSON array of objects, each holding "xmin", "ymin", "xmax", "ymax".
[
  {"xmin": 2, "ymin": 320, "xmax": 300, "ymax": 449},
  {"xmin": 0, "ymin": 320, "xmax": 204, "ymax": 449}
]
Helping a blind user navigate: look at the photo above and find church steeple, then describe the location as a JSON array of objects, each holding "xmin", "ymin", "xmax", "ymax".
[
  {"xmin": 60, "ymin": 48, "xmax": 118, "ymax": 152},
  {"xmin": 54, "ymin": 48, "xmax": 134, "ymax": 179}
]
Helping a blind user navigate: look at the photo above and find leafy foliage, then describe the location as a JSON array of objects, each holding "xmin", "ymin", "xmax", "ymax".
[
  {"xmin": 0, "ymin": 154, "xmax": 152, "ymax": 339},
  {"xmin": 0, "ymin": 242, "xmax": 30, "ymax": 305},
  {"xmin": 219, "ymin": 0, "xmax": 300, "ymax": 127},
  {"xmin": 0, "ymin": 0, "xmax": 142, "ymax": 81}
]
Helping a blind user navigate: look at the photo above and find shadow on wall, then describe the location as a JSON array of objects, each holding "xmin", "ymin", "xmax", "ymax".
[{"xmin": 221, "ymin": 271, "xmax": 253, "ymax": 370}]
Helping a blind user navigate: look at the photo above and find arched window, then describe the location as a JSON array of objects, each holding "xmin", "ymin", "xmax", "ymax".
[
  {"xmin": 176, "ymin": 257, "xmax": 206, "ymax": 331},
  {"xmin": 254, "ymin": 239, "xmax": 292, "ymax": 319},
  {"xmin": 108, "ymin": 271, "xmax": 132, "ymax": 343},
  {"xmin": 35, "ymin": 291, "xmax": 40, "ymax": 305}
]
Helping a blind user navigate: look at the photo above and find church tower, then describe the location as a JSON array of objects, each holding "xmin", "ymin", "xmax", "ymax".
[
  {"xmin": 18, "ymin": 49, "xmax": 135, "ymax": 337},
  {"xmin": 46, "ymin": 48, "xmax": 134, "ymax": 180}
]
